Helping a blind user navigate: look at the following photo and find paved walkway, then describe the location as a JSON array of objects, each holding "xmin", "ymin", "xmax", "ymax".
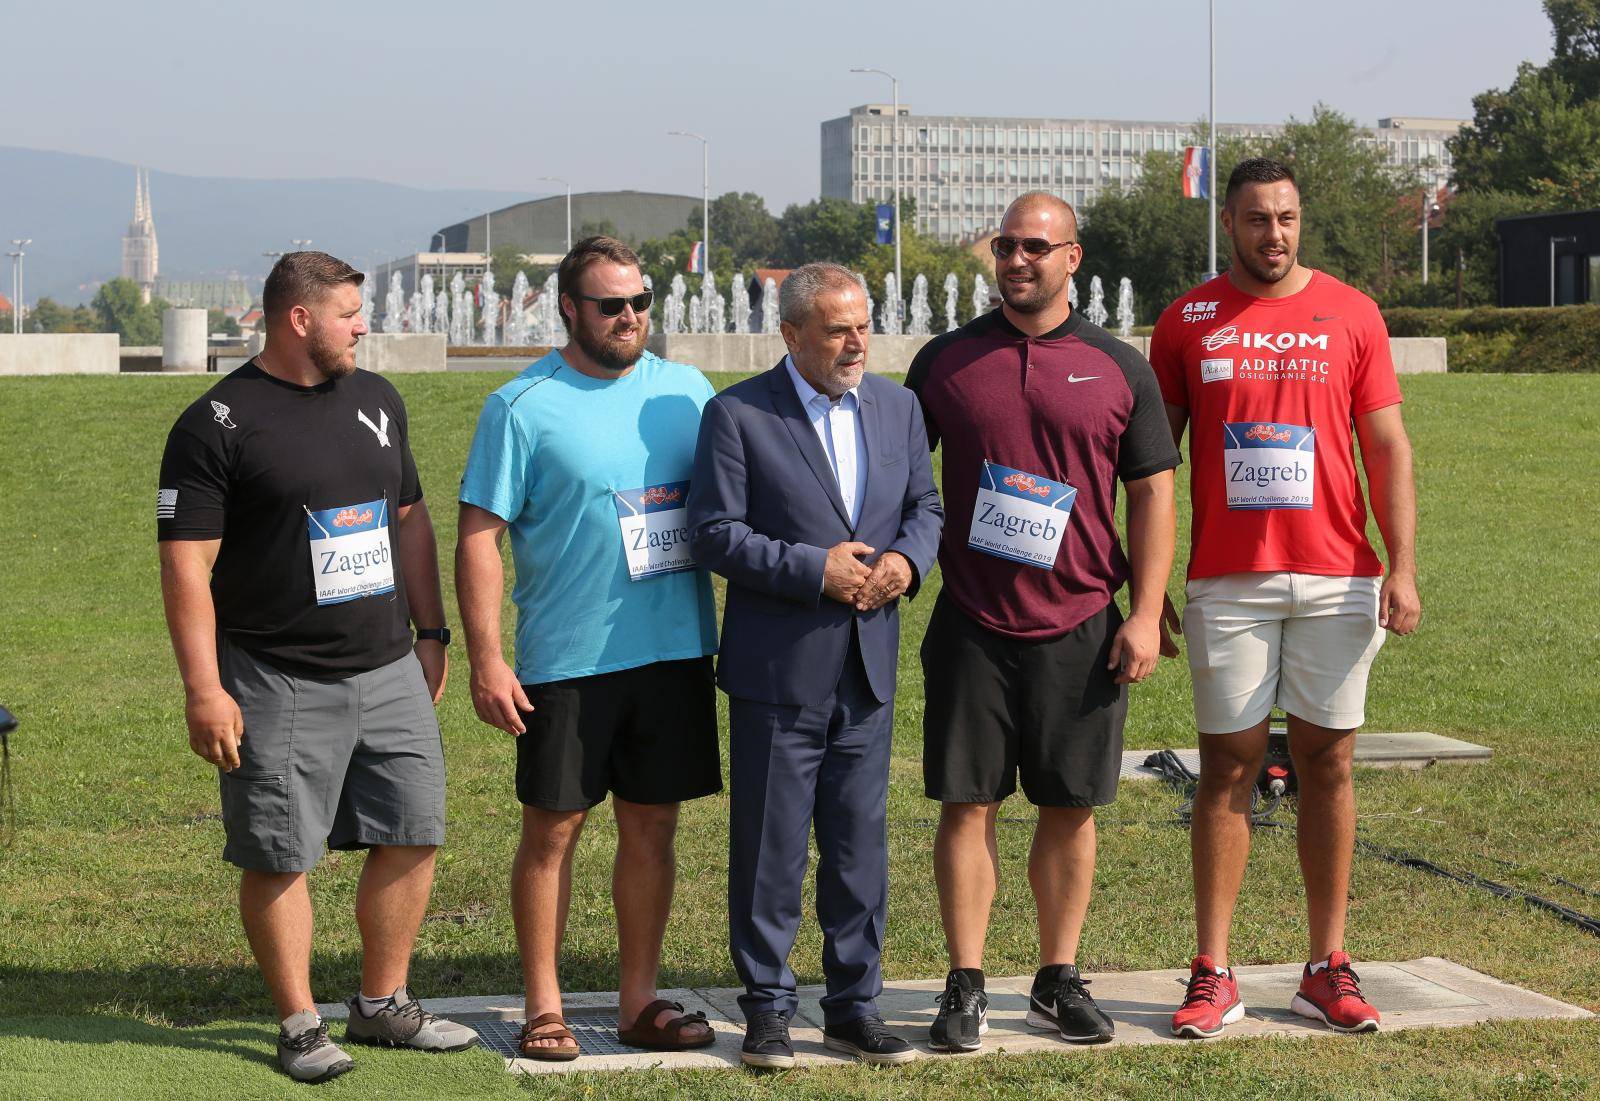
[{"xmin": 317, "ymin": 957, "xmax": 1590, "ymax": 1075}]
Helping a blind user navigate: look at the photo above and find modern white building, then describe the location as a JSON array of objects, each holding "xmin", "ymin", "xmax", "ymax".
[
  {"xmin": 121, "ymin": 166, "xmax": 160, "ymax": 302},
  {"xmin": 821, "ymin": 106, "xmax": 1464, "ymax": 243}
]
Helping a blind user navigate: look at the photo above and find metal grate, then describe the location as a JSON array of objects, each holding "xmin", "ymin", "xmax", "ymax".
[{"xmin": 476, "ymin": 1010, "xmax": 639, "ymax": 1058}]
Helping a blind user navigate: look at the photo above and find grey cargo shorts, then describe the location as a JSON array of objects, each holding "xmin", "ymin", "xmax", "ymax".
[{"xmin": 216, "ymin": 637, "xmax": 446, "ymax": 873}]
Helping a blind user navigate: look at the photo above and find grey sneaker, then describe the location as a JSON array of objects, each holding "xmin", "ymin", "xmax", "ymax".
[
  {"xmin": 344, "ymin": 986, "xmax": 480, "ymax": 1052},
  {"xmin": 278, "ymin": 1010, "xmax": 355, "ymax": 1083}
]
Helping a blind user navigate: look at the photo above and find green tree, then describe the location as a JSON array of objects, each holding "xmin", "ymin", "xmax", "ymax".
[
  {"xmin": 1080, "ymin": 107, "xmax": 1427, "ymax": 318},
  {"xmin": 1259, "ymin": 106, "xmax": 1418, "ymax": 295},
  {"xmin": 91, "ymin": 278, "xmax": 165, "ymax": 345},
  {"xmin": 1077, "ymin": 129, "xmax": 1264, "ymax": 323},
  {"xmin": 1450, "ymin": 2, "xmax": 1600, "ymax": 204},
  {"xmin": 24, "ymin": 297, "xmax": 98, "ymax": 333},
  {"xmin": 774, "ymin": 198, "xmax": 878, "ymax": 267},
  {"xmin": 206, "ymin": 308, "xmax": 241, "ymax": 337},
  {"xmin": 1547, "ymin": 0, "xmax": 1600, "ymax": 97},
  {"xmin": 699, "ymin": 192, "xmax": 779, "ymax": 269},
  {"xmin": 634, "ymin": 228, "xmax": 734, "ymax": 306}
]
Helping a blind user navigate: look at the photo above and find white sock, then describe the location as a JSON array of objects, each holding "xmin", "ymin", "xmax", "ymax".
[
  {"xmin": 1211, "ymin": 964, "xmax": 1231, "ymax": 977},
  {"xmin": 284, "ymin": 1011, "xmax": 321, "ymax": 1031},
  {"xmin": 1309, "ymin": 957, "xmax": 1331, "ymax": 974},
  {"xmin": 357, "ymin": 992, "xmax": 394, "ymax": 1016}
]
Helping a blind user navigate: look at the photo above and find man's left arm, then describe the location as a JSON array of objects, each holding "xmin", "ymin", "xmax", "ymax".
[
  {"xmin": 396, "ymin": 498, "xmax": 448, "ymax": 702},
  {"xmin": 1108, "ymin": 469, "xmax": 1175, "ymax": 684},
  {"xmin": 1355, "ymin": 404, "xmax": 1421, "ymax": 635},
  {"xmin": 855, "ymin": 395, "xmax": 944, "ymax": 611}
]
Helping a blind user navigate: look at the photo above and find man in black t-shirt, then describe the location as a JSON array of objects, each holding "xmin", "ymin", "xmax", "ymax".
[
  {"xmin": 905, "ymin": 193, "xmax": 1179, "ymax": 1053},
  {"xmin": 157, "ymin": 252, "xmax": 476, "ymax": 1082}
]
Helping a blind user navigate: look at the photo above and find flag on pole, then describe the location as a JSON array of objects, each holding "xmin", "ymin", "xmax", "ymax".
[
  {"xmin": 1182, "ymin": 146, "xmax": 1211, "ymax": 199},
  {"xmin": 875, "ymin": 204, "xmax": 895, "ymax": 245},
  {"xmin": 687, "ymin": 241, "xmax": 705, "ymax": 274}
]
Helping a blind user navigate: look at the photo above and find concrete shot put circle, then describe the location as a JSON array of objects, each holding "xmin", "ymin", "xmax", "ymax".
[{"xmin": 317, "ymin": 958, "xmax": 1591, "ymax": 1076}]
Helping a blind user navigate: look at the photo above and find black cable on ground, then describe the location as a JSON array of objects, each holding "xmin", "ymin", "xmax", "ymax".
[{"xmin": 1141, "ymin": 744, "xmax": 1600, "ymax": 941}]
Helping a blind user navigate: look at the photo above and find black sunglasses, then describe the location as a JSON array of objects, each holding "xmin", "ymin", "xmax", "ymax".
[
  {"xmin": 990, "ymin": 236, "xmax": 1078, "ymax": 261},
  {"xmin": 574, "ymin": 290, "xmax": 654, "ymax": 316}
]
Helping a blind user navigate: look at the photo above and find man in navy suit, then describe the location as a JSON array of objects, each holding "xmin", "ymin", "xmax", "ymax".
[{"xmin": 688, "ymin": 262, "xmax": 942, "ymax": 1068}]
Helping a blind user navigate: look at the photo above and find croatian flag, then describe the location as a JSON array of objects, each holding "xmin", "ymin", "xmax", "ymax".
[
  {"xmin": 1182, "ymin": 146, "xmax": 1211, "ymax": 199},
  {"xmin": 687, "ymin": 241, "xmax": 705, "ymax": 274}
]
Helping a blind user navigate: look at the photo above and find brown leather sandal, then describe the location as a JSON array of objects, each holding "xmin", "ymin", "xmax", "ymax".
[
  {"xmin": 517, "ymin": 1013, "xmax": 580, "ymax": 1061},
  {"xmin": 616, "ymin": 998, "xmax": 716, "ymax": 1050}
]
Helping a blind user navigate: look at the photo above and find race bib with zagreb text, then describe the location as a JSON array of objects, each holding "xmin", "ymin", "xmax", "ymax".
[
  {"xmin": 613, "ymin": 480, "xmax": 694, "ymax": 580},
  {"xmin": 967, "ymin": 461, "xmax": 1076, "ymax": 569},
  {"xmin": 1223, "ymin": 421, "xmax": 1316, "ymax": 510},
  {"xmin": 305, "ymin": 498, "xmax": 395, "ymax": 605}
]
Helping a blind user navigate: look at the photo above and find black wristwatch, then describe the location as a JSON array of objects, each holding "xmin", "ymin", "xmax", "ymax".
[{"xmin": 415, "ymin": 627, "xmax": 452, "ymax": 646}]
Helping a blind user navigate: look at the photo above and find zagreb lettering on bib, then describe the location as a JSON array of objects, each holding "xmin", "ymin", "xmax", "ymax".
[
  {"xmin": 1223, "ymin": 421, "xmax": 1316, "ymax": 510},
  {"xmin": 305, "ymin": 498, "xmax": 395, "ymax": 605},
  {"xmin": 968, "ymin": 461, "xmax": 1076, "ymax": 569},
  {"xmin": 613, "ymin": 480, "xmax": 694, "ymax": 581}
]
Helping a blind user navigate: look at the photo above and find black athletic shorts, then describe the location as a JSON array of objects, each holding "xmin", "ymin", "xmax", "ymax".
[
  {"xmin": 921, "ymin": 593, "xmax": 1128, "ymax": 808},
  {"xmin": 515, "ymin": 656, "xmax": 722, "ymax": 812}
]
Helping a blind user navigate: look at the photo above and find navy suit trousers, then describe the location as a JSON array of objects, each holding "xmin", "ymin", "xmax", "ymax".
[{"xmin": 728, "ymin": 633, "xmax": 892, "ymax": 1027}]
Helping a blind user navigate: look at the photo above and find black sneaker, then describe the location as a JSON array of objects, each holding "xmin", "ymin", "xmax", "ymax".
[
  {"xmin": 1026, "ymin": 964, "xmax": 1115, "ymax": 1044},
  {"xmin": 740, "ymin": 1011, "xmax": 795, "ymax": 1069},
  {"xmin": 823, "ymin": 1014, "xmax": 917, "ymax": 1065},
  {"xmin": 929, "ymin": 970, "xmax": 988, "ymax": 1052}
]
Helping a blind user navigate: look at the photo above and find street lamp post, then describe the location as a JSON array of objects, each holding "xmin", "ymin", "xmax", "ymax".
[
  {"xmin": 668, "ymin": 131, "xmax": 710, "ymax": 282},
  {"xmin": 1420, "ymin": 187, "xmax": 1440, "ymax": 286},
  {"xmin": 1206, "ymin": 0, "xmax": 1217, "ymax": 280},
  {"xmin": 291, "ymin": 239, "xmax": 312, "ymax": 252},
  {"xmin": 7, "ymin": 239, "xmax": 31, "ymax": 335},
  {"xmin": 1550, "ymin": 235, "xmax": 1579, "ymax": 306},
  {"xmin": 852, "ymin": 67, "xmax": 901, "ymax": 323},
  {"xmin": 537, "ymin": 176, "xmax": 573, "ymax": 252}
]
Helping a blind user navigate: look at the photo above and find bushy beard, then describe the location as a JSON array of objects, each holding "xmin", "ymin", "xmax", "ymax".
[{"xmin": 573, "ymin": 314, "xmax": 649, "ymax": 371}]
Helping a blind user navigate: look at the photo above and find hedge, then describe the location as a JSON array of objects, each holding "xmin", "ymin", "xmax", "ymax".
[{"xmin": 1382, "ymin": 306, "xmax": 1600, "ymax": 373}]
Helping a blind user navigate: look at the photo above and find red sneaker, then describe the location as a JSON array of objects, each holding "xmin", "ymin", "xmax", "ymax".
[
  {"xmin": 1170, "ymin": 955, "xmax": 1245, "ymax": 1038},
  {"xmin": 1290, "ymin": 951, "xmax": 1381, "ymax": 1033}
]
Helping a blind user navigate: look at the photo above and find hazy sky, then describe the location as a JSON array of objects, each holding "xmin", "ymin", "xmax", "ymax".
[{"xmin": 13, "ymin": 0, "xmax": 1554, "ymax": 211}]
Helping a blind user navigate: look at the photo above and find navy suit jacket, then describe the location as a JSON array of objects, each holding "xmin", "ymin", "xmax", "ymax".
[{"xmin": 688, "ymin": 361, "xmax": 943, "ymax": 707}]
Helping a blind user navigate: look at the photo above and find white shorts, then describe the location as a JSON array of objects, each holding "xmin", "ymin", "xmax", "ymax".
[{"xmin": 1182, "ymin": 572, "xmax": 1386, "ymax": 735}]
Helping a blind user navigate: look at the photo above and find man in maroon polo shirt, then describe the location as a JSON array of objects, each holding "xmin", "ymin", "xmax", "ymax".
[{"xmin": 906, "ymin": 191, "xmax": 1179, "ymax": 1052}]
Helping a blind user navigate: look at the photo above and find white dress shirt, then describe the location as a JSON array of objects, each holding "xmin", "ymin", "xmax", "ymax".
[{"xmin": 785, "ymin": 355, "xmax": 867, "ymax": 528}]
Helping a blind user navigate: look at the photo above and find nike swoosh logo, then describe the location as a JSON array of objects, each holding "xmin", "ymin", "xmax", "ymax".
[
  {"xmin": 1067, "ymin": 374, "xmax": 1100, "ymax": 383},
  {"xmin": 1311, "ymin": 314, "xmax": 1339, "ymax": 322}
]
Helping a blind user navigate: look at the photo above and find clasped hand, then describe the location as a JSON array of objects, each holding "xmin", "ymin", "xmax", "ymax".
[{"xmin": 822, "ymin": 542, "xmax": 912, "ymax": 611}]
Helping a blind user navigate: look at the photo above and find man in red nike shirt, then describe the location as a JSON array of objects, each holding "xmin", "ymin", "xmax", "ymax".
[{"xmin": 1150, "ymin": 158, "xmax": 1421, "ymax": 1039}]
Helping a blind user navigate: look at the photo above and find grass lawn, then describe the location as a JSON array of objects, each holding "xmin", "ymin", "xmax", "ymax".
[{"xmin": 1, "ymin": 370, "xmax": 1597, "ymax": 1099}]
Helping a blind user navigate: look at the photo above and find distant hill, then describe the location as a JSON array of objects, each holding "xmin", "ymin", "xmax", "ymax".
[{"xmin": 0, "ymin": 146, "xmax": 533, "ymax": 304}]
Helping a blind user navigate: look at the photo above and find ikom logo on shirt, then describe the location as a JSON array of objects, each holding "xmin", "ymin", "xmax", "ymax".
[{"xmin": 1202, "ymin": 326, "xmax": 1330, "ymax": 353}]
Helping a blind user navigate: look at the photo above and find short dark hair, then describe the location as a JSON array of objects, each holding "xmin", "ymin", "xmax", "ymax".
[
  {"xmin": 1224, "ymin": 158, "xmax": 1297, "ymax": 208},
  {"xmin": 262, "ymin": 251, "xmax": 363, "ymax": 323},
  {"xmin": 556, "ymin": 236, "xmax": 642, "ymax": 332}
]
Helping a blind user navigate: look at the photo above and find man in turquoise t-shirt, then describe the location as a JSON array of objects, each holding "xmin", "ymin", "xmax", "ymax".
[{"xmin": 457, "ymin": 237, "xmax": 720, "ymax": 1060}]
